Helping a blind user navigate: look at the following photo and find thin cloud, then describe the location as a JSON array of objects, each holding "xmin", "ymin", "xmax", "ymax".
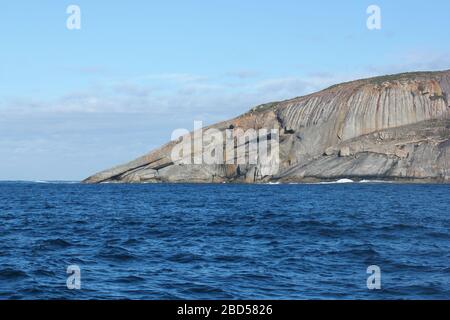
[
  {"xmin": 225, "ymin": 70, "xmax": 261, "ymax": 79},
  {"xmin": 364, "ymin": 50, "xmax": 450, "ymax": 75},
  {"xmin": 6, "ymin": 55, "xmax": 448, "ymax": 119},
  {"xmin": 0, "ymin": 72, "xmax": 337, "ymax": 117}
]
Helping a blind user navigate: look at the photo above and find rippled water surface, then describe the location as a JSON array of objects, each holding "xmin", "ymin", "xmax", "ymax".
[{"xmin": 0, "ymin": 182, "xmax": 449, "ymax": 299}]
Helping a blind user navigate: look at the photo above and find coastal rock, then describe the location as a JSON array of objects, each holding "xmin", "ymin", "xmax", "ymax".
[
  {"xmin": 84, "ymin": 70, "xmax": 450, "ymax": 183},
  {"xmin": 395, "ymin": 149, "xmax": 409, "ymax": 159},
  {"xmin": 339, "ymin": 147, "xmax": 351, "ymax": 157},
  {"xmin": 324, "ymin": 147, "xmax": 336, "ymax": 156}
]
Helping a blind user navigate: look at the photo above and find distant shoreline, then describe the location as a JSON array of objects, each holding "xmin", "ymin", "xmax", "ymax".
[{"xmin": 2, "ymin": 179, "xmax": 448, "ymax": 185}]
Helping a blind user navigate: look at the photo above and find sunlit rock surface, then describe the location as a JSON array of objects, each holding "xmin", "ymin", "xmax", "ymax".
[{"xmin": 84, "ymin": 70, "xmax": 450, "ymax": 183}]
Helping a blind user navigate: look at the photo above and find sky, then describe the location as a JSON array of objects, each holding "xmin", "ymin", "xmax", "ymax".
[{"xmin": 0, "ymin": 0, "xmax": 449, "ymax": 180}]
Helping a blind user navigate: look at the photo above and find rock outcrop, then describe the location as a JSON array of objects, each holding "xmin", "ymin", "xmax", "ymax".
[{"xmin": 84, "ymin": 70, "xmax": 450, "ymax": 183}]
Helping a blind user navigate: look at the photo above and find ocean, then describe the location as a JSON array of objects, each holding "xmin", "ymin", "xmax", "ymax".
[{"xmin": 0, "ymin": 181, "xmax": 449, "ymax": 299}]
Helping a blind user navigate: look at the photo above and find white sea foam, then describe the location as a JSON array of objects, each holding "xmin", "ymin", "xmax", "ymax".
[
  {"xmin": 317, "ymin": 178, "xmax": 355, "ymax": 184},
  {"xmin": 31, "ymin": 180, "xmax": 79, "ymax": 184},
  {"xmin": 336, "ymin": 178, "xmax": 354, "ymax": 183},
  {"xmin": 359, "ymin": 179, "xmax": 394, "ymax": 183}
]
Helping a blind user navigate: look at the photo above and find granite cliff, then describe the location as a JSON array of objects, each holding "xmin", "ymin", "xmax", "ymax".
[{"xmin": 84, "ymin": 70, "xmax": 450, "ymax": 183}]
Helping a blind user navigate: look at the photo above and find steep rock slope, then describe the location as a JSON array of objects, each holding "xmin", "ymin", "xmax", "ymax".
[{"xmin": 84, "ymin": 70, "xmax": 450, "ymax": 183}]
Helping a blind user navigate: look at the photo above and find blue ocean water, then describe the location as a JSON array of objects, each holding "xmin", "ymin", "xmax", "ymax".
[{"xmin": 0, "ymin": 181, "xmax": 449, "ymax": 300}]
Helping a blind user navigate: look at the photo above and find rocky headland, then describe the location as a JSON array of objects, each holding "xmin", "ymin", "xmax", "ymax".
[{"xmin": 84, "ymin": 70, "xmax": 450, "ymax": 183}]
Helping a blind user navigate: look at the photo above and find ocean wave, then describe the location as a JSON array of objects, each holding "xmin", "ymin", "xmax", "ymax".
[
  {"xmin": 33, "ymin": 238, "xmax": 73, "ymax": 251},
  {"xmin": 116, "ymin": 275, "xmax": 146, "ymax": 283},
  {"xmin": 98, "ymin": 246, "xmax": 138, "ymax": 262},
  {"xmin": 315, "ymin": 178, "xmax": 355, "ymax": 184},
  {"xmin": 360, "ymin": 179, "xmax": 394, "ymax": 183},
  {"xmin": 180, "ymin": 284, "xmax": 232, "ymax": 297},
  {"xmin": 3, "ymin": 180, "xmax": 81, "ymax": 184},
  {"xmin": 167, "ymin": 252, "xmax": 205, "ymax": 263},
  {"xmin": 0, "ymin": 268, "xmax": 29, "ymax": 280},
  {"xmin": 35, "ymin": 180, "xmax": 80, "ymax": 184}
]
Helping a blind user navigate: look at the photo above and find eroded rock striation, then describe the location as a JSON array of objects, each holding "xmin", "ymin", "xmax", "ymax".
[{"xmin": 84, "ymin": 70, "xmax": 450, "ymax": 183}]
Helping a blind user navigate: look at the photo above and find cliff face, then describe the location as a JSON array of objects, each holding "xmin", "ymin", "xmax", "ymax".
[{"xmin": 84, "ymin": 70, "xmax": 450, "ymax": 183}]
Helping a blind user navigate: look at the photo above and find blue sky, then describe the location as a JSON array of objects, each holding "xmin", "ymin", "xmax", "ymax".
[{"xmin": 1, "ymin": 0, "xmax": 449, "ymax": 180}]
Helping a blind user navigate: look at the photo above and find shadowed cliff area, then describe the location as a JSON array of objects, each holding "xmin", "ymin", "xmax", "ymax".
[{"xmin": 84, "ymin": 70, "xmax": 450, "ymax": 183}]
